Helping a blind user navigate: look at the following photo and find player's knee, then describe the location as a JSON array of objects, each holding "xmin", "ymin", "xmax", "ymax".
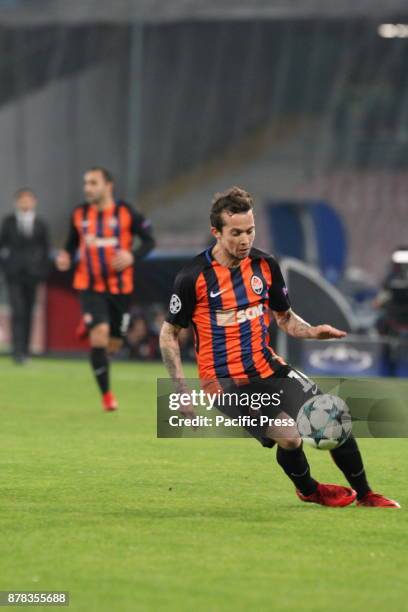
[
  {"xmin": 108, "ymin": 337, "xmax": 123, "ymax": 355},
  {"xmin": 276, "ymin": 437, "xmax": 302, "ymax": 451},
  {"xmin": 90, "ymin": 323, "xmax": 110, "ymax": 347}
]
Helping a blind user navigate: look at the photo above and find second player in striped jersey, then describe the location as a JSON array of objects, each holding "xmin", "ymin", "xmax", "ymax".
[{"xmin": 56, "ymin": 167, "xmax": 155, "ymax": 411}]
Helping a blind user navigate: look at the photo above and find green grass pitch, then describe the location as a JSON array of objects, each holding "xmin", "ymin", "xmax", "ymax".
[{"xmin": 0, "ymin": 357, "xmax": 407, "ymax": 611}]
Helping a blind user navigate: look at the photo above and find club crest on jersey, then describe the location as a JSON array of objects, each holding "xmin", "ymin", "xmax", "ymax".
[
  {"xmin": 250, "ymin": 275, "xmax": 264, "ymax": 295},
  {"xmin": 108, "ymin": 217, "xmax": 118, "ymax": 229},
  {"xmin": 169, "ymin": 294, "xmax": 182, "ymax": 314}
]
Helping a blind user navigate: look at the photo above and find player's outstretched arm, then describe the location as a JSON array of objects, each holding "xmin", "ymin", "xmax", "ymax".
[{"xmin": 272, "ymin": 308, "xmax": 347, "ymax": 340}]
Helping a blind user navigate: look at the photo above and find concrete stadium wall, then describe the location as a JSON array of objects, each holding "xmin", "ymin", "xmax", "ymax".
[{"xmin": 0, "ymin": 56, "xmax": 129, "ymax": 246}]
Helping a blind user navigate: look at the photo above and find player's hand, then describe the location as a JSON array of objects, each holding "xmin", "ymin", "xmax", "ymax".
[
  {"xmin": 55, "ymin": 250, "xmax": 71, "ymax": 271},
  {"xmin": 111, "ymin": 249, "xmax": 134, "ymax": 272},
  {"xmin": 311, "ymin": 325, "xmax": 347, "ymax": 340},
  {"xmin": 178, "ymin": 404, "xmax": 197, "ymax": 420},
  {"xmin": 177, "ymin": 394, "xmax": 198, "ymax": 429}
]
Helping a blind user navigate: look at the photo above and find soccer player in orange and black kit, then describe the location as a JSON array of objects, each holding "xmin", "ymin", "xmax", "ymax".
[
  {"xmin": 56, "ymin": 167, "xmax": 155, "ymax": 411},
  {"xmin": 160, "ymin": 187, "xmax": 399, "ymax": 508}
]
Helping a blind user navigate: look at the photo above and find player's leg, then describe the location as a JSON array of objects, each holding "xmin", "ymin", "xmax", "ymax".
[
  {"xmin": 221, "ymin": 376, "xmax": 354, "ymax": 506},
  {"xmin": 262, "ymin": 418, "xmax": 355, "ymax": 506},
  {"xmin": 79, "ymin": 291, "xmax": 115, "ymax": 411},
  {"xmin": 107, "ymin": 294, "xmax": 131, "ymax": 355},
  {"xmin": 256, "ymin": 370, "xmax": 357, "ymax": 507},
  {"xmin": 272, "ymin": 426, "xmax": 318, "ymax": 497},
  {"xmin": 282, "ymin": 366, "xmax": 400, "ymax": 507},
  {"xmin": 330, "ymin": 436, "xmax": 400, "ymax": 507},
  {"xmin": 96, "ymin": 294, "xmax": 131, "ymax": 409},
  {"xmin": 89, "ymin": 321, "xmax": 110, "ymax": 386},
  {"xmin": 89, "ymin": 322, "xmax": 118, "ymax": 411}
]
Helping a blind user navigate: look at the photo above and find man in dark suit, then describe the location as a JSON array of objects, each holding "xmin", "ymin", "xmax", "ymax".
[{"xmin": 0, "ymin": 188, "xmax": 49, "ymax": 363}]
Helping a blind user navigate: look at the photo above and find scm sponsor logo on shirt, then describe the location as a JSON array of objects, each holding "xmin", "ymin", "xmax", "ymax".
[
  {"xmin": 84, "ymin": 235, "xmax": 119, "ymax": 247},
  {"xmin": 216, "ymin": 303, "xmax": 264, "ymax": 326}
]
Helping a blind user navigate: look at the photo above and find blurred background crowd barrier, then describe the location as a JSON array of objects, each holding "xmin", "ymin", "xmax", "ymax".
[{"xmin": 0, "ymin": 0, "xmax": 407, "ymax": 375}]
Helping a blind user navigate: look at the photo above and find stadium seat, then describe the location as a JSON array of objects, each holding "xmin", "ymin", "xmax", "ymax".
[{"xmin": 266, "ymin": 200, "xmax": 347, "ymax": 284}]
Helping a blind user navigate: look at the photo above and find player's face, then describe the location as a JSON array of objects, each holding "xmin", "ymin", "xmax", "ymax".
[
  {"xmin": 15, "ymin": 193, "xmax": 37, "ymax": 213},
  {"xmin": 83, "ymin": 171, "xmax": 112, "ymax": 204},
  {"xmin": 213, "ymin": 210, "xmax": 256, "ymax": 260}
]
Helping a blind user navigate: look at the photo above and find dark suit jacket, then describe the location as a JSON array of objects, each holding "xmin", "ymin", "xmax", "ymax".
[{"xmin": 0, "ymin": 213, "xmax": 50, "ymax": 282}]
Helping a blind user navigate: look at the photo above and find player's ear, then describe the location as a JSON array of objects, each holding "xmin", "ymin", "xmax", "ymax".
[{"xmin": 210, "ymin": 226, "xmax": 220, "ymax": 239}]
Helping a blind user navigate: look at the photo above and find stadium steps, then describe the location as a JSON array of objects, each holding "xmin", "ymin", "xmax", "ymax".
[{"xmin": 147, "ymin": 117, "xmax": 314, "ymax": 252}]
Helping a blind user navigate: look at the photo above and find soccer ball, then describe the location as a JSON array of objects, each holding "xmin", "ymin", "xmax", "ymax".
[{"xmin": 296, "ymin": 394, "xmax": 352, "ymax": 450}]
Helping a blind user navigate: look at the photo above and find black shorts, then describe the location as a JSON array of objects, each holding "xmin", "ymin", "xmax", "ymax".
[
  {"xmin": 78, "ymin": 290, "xmax": 132, "ymax": 338},
  {"xmin": 217, "ymin": 365, "xmax": 322, "ymax": 448}
]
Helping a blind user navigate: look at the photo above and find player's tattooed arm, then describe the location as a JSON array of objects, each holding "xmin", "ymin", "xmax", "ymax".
[
  {"xmin": 159, "ymin": 321, "xmax": 189, "ymax": 393},
  {"xmin": 272, "ymin": 308, "xmax": 347, "ymax": 340},
  {"xmin": 160, "ymin": 322, "xmax": 197, "ymax": 421},
  {"xmin": 272, "ymin": 309, "xmax": 312, "ymax": 337}
]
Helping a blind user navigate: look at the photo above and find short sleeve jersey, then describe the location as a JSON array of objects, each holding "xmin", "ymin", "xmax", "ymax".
[
  {"xmin": 65, "ymin": 201, "xmax": 152, "ymax": 294},
  {"xmin": 166, "ymin": 247, "xmax": 291, "ymax": 381}
]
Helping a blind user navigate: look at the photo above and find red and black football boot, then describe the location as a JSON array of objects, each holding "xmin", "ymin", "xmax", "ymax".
[
  {"xmin": 356, "ymin": 492, "xmax": 400, "ymax": 508},
  {"xmin": 102, "ymin": 391, "xmax": 118, "ymax": 412},
  {"xmin": 297, "ymin": 483, "xmax": 357, "ymax": 507}
]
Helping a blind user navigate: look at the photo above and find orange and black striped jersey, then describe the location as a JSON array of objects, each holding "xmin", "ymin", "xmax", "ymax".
[
  {"xmin": 65, "ymin": 200, "xmax": 154, "ymax": 294},
  {"xmin": 166, "ymin": 247, "xmax": 291, "ymax": 381}
]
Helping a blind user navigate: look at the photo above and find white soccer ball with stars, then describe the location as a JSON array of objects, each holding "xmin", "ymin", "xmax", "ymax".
[{"xmin": 296, "ymin": 394, "xmax": 352, "ymax": 450}]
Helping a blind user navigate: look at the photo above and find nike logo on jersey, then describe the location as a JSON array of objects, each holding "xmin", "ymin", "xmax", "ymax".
[{"xmin": 210, "ymin": 289, "xmax": 228, "ymax": 298}]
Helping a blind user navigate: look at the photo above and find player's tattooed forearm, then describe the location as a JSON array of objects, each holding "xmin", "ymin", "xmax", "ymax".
[
  {"xmin": 159, "ymin": 323, "xmax": 187, "ymax": 390},
  {"xmin": 289, "ymin": 316, "xmax": 312, "ymax": 338},
  {"xmin": 274, "ymin": 309, "xmax": 312, "ymax": 338},
  {"xmin": 161, "ymin": 344, "xmax": 180, "ymax": 378}
]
